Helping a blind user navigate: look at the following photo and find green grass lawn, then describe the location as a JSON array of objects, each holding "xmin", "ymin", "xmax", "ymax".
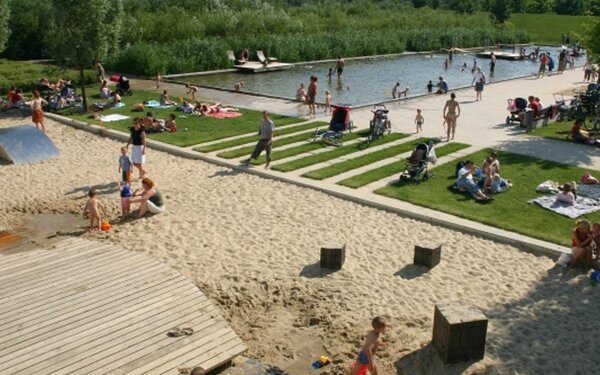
[
  {"xmin": 302, "ymin": 137, "xmax": 429, "ymax": 180},
  {"xmin": 193, "ymin": 121, "xmax": 326, "ymax": 153},
  {"xmin": 217, "ymin": 128, "xmax": 324, "ymax": 159},
  {"xmin": 271, "ymin": 133, "xmax": 409, "ymax": 172},
  {"xmin": 510, "ymin": 13, "xmax": 589, "ymax": 45},
  {"xmin": 61, "ymin": 86, "xmax": 302, "ymax": 147},
  {"xmin": 375, "ymin": 149, "xmax": 600, "ymax": 246},
  {"xmin": 528, "ymin": 120, "xmax": 578, "ymax": 142},
  {"xmin": 338, "ymin": 142, "xmax": 470, "ymax": 188},
  {"xmin": 249, "ymin": 129, "xmax": 371, "ymax": 165}
]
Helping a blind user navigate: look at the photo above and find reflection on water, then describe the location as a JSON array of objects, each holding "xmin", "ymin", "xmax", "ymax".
[{"xmin": 187, "ymin": 46, "xmax": 583, "ymax": 106}]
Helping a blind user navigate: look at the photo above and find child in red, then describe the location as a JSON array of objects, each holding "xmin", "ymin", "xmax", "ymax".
[{"xmin": 350, "ymin": 316, "xmax": 386, "ymax": 375}]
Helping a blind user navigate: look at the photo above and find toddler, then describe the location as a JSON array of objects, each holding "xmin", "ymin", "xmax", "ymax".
[
  {"xmin": 83, "ymin": 189, "xmax": 106, "ymax": 230},
  {"xmin": 119, "ymin": 181, "xmax": 133, "ymax": 219},
  {"xmin": 414, "ymin": 109, "xmax": 424, "ymax": 133},
  {"xmin": 491, "ymin": 173, "xmax": 511, "ymax": 193},
  {"xmin": 555, "ymin": 183, "xmax": 576, "ymax": 206},
  {"xmin": 350, "ymin": 316, "xmax": 386, "ymax": 375},
  {"xmin": 325, "ymin": 90, "xmax": 332, "ymax": 113},
  {"xmin": 118, "ymin": 146, "xmax": 133, "ymax": 184}
]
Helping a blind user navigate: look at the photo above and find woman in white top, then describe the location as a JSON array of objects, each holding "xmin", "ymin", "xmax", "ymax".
[{"xmin": 472, "ymin": 66, "xmax": 486, "ymax": 102}]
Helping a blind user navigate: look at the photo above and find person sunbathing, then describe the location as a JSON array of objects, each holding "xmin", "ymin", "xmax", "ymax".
[
  {"xmin": 197, "ymin": 102, "xmax": 239, "ymax": 116},
  {"xmin": 39, "ymin": 78, "xmax": 71, "ymax": 91},
  {"xmin": 100, "ymin": 81, "xmax": 112, "ymax": 98}
]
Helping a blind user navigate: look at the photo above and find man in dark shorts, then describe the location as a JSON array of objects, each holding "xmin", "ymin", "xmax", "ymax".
[
  {"xmin": 489, "ymin": 52, "xmax": 496, "ymax": 75},
  {"xmin": 336, "ymin": 56, "xmax": 345, "ymax": 79},
  {"xmin": 241, "ymin": 111, "xmax": 275, "ymax": 169}
]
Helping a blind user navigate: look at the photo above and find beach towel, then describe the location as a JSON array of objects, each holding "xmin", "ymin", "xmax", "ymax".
[
  {"xmin": 114, "ymin": 102, "xmax": 125, "ymax": 109},
  {"xmin": 99, "ymin": 114, "xmax": 130, "ymax": 122},
  {"xmin": 536, "ymin": 180, "xmax": 560, "ymax": 194},
  {"xmin": 577, "ymin": 183, "xmax": 600, "ymax": 200},
  {"xmin": 528, "ymin": 195, "xmax": 600, "ymax": 218},
  {"xmin": 206, "ymin": 111, "xmax": 242, "ymax": 119},
  {"xmin": 144, "ymin": 100, "xmax": 174, "ymax": 109}
]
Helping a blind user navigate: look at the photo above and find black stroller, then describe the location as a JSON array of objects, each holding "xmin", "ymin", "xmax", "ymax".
[
  {"xmin": 116, "ymin": 76, "xmax": 133, "ymax": 96},
  {"xmin": 505, "ymin": 97, "xmax": 528, "ymax": 125},
  {"xmin": 399, "ymin": 140, "xmax": 437, "ymax": 183}
]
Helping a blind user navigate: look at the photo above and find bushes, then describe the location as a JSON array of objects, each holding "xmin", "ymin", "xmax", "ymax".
[{"xmin": 108, "ymin": 27, "xmax": 530, "ymax": 76}]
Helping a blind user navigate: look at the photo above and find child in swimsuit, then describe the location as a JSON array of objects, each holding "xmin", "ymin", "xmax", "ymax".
[
  {"xmin": 350, "ymin": 316, "xmax": 386, "ymax": 375},
  {"xmin": 415, "ymin": 109, "xmax": 424, "ymax": 133}
]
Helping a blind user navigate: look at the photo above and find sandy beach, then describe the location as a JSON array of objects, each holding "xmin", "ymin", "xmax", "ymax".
[{"xmin": 1, "ymin": 114, "xmax": 599, "ymax": 374}]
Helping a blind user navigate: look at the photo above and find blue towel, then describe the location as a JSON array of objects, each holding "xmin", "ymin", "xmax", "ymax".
[{"xmin": 145, "ymin": 100, "xmax": 174, "ymax": 109}]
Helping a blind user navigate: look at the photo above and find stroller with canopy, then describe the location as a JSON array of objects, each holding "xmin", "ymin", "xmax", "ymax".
[
  {"xmin": 506, "ymin": 97, "xmax": 528, "ymax": 125},
  {"xmin": 116, "ymin": 76, "xmax": 133, "ymax": 96},
  {"xmin": 399, "ymin": 140, "xmax": 437, "ymax": 183},
  {"xmin": 312, "ymin": 105, "xmax": 353, "ymax": 147}
]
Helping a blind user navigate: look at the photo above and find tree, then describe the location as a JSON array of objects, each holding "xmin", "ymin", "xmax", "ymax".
[
  {"xmin": 490, "ymin": 0, "xmax": 511, "ymax": 23},
  {"xmin": 555, "ymin": 0, "xmax": 584, "ymax": 15},
  {"xmin": 0, "ymin": 0, "xmax": 10, "ymax": 55},
  {"xmin": 412, "ymin": 0, "xmax": 428, "ymax": 8},
  {"xmin": 582, "ymin": 18, "xmax": 600, "ymax": 61},
  {"xmin": 47, "ymin": 0, "xmax": 123, "ymax": 108},
  {"xmin": 3, "ymin": 0, "xmax": 52, "ymax": 59}
]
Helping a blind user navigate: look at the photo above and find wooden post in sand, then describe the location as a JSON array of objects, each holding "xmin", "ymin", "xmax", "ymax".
[
  {"xmin": 413, "ymin": 243, "xmax": 442, "ymax": 268},
  {"xmin": 320, "ymin": 243, "xmax": 346, "ymax": 270},
  {"xmin": 432, "ymin": 303, "xmax": 488, "ymax": 364}
]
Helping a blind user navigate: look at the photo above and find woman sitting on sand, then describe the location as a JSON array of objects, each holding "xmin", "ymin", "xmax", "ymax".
[
  {"xmin": 130, "ymin": 177, "xmax": 165, "ymax": 218},
  {"xmin": 571, "ymin": 219, "xmax": 594, "ymax": 269}
]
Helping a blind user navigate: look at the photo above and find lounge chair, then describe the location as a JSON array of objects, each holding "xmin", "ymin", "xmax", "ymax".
[
  {"xmin": 227, "ymin": 50, "xmax": 245, "ymax": 65},
  {"xmin": 256, "ymin": 50, "xmax": 278, "ymax": 65}
]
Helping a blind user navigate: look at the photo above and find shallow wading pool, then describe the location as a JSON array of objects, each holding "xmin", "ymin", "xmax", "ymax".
[{"xmin": 184, "ymin": 46, "xmax": 583, "ymax": 107}]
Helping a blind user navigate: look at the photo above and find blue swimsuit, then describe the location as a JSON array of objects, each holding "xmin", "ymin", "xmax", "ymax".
[{"xmin": 357, "ymin": 351, "xmax": 369, "ymax": 365}]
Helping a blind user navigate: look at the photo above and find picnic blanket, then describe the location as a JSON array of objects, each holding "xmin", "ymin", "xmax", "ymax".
[
  {"xmin": 144, "ymin": 100, "xmax": 174, "ymax": 109},
  {"xmin": 577, "ymin": 183, "xmax": 600, "ymax": 200},
  {"xmin": 99, "ymin": 114, "xmax": 130, "ymax": 122},
  {"xmin": 206, "ymin": 111, "xmax": 242, "ymax": 119},
  {"xmin": 528, "ymin": 194, "xmax": 600, "ymax": 218}
]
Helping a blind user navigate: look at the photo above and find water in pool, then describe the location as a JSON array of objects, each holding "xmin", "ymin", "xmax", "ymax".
[{"xmin": 188, "ymin": 47, "xmax": 583, "ymax": 107}]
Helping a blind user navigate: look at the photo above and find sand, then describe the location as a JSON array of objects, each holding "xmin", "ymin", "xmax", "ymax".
[{"xmin": 1, "ymin": 114, "xmax": 599, "ymax": 375}]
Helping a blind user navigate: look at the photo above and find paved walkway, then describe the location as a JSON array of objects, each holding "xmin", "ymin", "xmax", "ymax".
[{"xmin": 132, "ymin": 68, "xmax": 600, "ymax": 170}]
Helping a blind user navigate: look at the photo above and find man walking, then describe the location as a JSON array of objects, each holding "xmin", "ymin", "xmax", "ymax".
[{"xmin": 242, "ymin": 111, "xmax": 274, "ymax": 169}]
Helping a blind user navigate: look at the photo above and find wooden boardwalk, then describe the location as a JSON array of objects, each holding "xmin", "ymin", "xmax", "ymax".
[{"xmin": 0, "ymin": 236, "xmax": 246, "ymax": 374}]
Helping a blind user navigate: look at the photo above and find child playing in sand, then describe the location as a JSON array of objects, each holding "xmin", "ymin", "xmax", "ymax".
[
  {"xmin": 325, "ymin": 90, "xmax": 332, "ymax": 113},
  {"xmin": 350, "ymin": 316, "xmax": 386, "ymax": 375},
  {"xmin": 118, "ymin": 181, "xmax": 133, "ymax": 219},
  {"xmin": 414, "ymin": 109, "xmax": 424, "ymax": 133},
  {"xmin": 83, "ymin": 189, "xmax": 106, "ymax": 230},
  {"xmin": 118, "ymin": 146, "xmax": 133, "ymax": 184}
]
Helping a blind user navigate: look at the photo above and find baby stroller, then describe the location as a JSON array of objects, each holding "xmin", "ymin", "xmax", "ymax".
[
  {"xmin": 368, "ymin": 104, "xmax": 392, "ymax": 144},
  {"xmin": 116, "ymin": 76, "xmax": 133, "ymax": 96},
  {"xmin": 506, "ymin": 97, "xmax": 528, "ymax": 125},
  {"xmin": 313, "ymin": 105, "xmax": 353, "ymax": 147},
  {"xmin": 399, "ymin": 140, "xmax": 437, "ymax": 183}
]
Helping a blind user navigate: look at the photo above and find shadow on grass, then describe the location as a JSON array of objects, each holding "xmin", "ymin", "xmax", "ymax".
[{"xmin": 299, "ymin": 261, "xmax": 338, "ymax": 278}]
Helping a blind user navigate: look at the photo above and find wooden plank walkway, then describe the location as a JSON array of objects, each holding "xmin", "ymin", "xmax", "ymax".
[{"xmin": 0, "ymin": 237, "xmax": 246, "ymax": 374}]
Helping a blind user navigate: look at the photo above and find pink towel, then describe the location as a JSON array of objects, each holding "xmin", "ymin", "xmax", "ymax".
[{"xmin": 206, "ymin": 111, "xmax": 242, "ymax": 119}]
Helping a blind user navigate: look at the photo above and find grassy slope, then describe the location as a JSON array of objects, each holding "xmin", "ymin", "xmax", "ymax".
[
  {"xmin": 194, "ymin": 122, "xmax": 326, "ymax": 153},
  {"xmin": 271, "ymin": 133, "xmax": 409, "ymax": 172},
  {"xmin": 375, "ymin": 149, "xmax": 600, "ymax": 246},
  {"xmin": 62, "ymin": 87, "xmax": 301, "ymax": 147},
  {"xmin": 338, "ymin": 142, "xmax": 470, "ymax": 188},
  {"xmin": 510, "ymin": 13, "xmax": 589, "ymax": 45}
]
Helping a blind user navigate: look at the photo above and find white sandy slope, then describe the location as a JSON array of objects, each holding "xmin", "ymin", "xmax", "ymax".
[{"xmin": 0, "ymin": 115, "xmax": 598, "ymax": 375}]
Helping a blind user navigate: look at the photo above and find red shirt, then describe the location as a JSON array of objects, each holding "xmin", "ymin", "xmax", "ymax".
[
  {"xmin": 571, "ymin": 124, "xmax": 581, "ymax": 139},
  {"xmin": 529, "ymin": 101, "xmax": 541, "ymax": 117}
]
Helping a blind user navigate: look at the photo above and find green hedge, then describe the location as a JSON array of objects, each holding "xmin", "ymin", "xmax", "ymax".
[{"xmin": 108, "ymin": 27, "xmax": 530, "ymax": 76}]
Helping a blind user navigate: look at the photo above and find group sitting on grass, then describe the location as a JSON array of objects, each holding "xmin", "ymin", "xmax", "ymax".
[
  {"xmin": 139, "ymin": 112, "xmax": 177, "ymax": 133},
  {"xmin": 455, "ymin": 151, "xmax": 511, "ymax": 201}
]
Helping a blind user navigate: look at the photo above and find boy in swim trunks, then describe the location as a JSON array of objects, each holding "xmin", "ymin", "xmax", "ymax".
[
  {"xmin": 83, "ymin": 189, "xmax": 106, "ymax": 231},
  {"xmin": 349, "ymin": 316, "xmax": 386, "ymax": 375},
  {"xmin": 415, "ymin": 109, "xmax": 424, "ymax": 133}
]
